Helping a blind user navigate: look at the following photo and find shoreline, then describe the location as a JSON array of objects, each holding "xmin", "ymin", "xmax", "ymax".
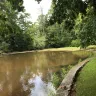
[
  {"xmin": 0, "ymin": 47, "xmax": 80, "ymax": 56},
  {"xmin": 56, "ymin": 57, "xmax": 93, "ymax": 96}
]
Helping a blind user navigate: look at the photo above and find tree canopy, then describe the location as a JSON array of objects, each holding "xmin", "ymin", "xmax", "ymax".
[
  {"xmin": 0, "ymin": 0, "xmax": 96, "ymax": 52},
  {"xmin": 7, "ymin": 0, "xmax": 24, "ymax": 11}
]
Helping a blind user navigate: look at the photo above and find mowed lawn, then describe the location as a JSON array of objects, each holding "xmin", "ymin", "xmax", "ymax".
[{"xmin": 76, "ymin": 58, "xmax": 96, "ymax": 96}]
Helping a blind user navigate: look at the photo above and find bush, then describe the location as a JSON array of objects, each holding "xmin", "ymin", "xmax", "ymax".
[
  {"xmin": 46, "ymin": 23, "xmax": 72, "ymax": 48},
  {"xmin": 71, "ymin": 39, "xmax": 80, "ymax": 47},
  {"xmin": 52, "ymin": 65, "xmax": 73, "ymax": 88},
  {"xmin": 0, "ymin": 41, "xmax": 9, "ymax": 52}
]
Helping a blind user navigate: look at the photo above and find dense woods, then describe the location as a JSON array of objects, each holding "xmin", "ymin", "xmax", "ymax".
[{"xmin": 0, "ymin": 0, "xmax": 96, "ymax": 52}]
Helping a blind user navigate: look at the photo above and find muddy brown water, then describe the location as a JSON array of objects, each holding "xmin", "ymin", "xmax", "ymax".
[{"xmin": 0, "ymin": 51, "xmax": 89, "ymax": 96}]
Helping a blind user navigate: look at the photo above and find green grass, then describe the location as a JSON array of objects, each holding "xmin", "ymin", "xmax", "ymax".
[
  {"xmin": 39, "ymin": 45, "xmax": 96, "ymax": 52},
  {"xmin": 87, "ymin": 45, "xmax": 96, "ymax": 49},
  {"xmin": 39, "ymin": 47, "xmax": 80, "ymax": 52},
  {"xmin": 76, "ymin": 58, "xmax": 96, "ymax": 96}
]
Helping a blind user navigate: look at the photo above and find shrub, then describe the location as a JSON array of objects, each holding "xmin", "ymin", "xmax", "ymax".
[{"xmin": 71, "ymin": 39, "xmax": 80, "ymax": 47}]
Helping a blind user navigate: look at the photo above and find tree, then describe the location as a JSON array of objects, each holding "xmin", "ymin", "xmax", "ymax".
[
  {"xmin": 0, "ymin": 1, "xmax": 33, "ymax": 52},
  {"xmin": 73, "ymin": 6, "xmax": 96, "ymax": 48},
  {"xmin": 46, "ymin": 22, "xmax": 72, "ymax": 48},
  {"xmin": 7, "ymin": 0, "xmax": 24, "ymax": 11},
  {"xmin": 37, "ymin": 8, "xmax": 46, "ymax": 34},
  {"xmin": 45, "ymin": 0, "xmax": 87, "ymax": 25},
  {"xmin": 84, "ymin": 0, "xmax": 96, "ymax": 12}
]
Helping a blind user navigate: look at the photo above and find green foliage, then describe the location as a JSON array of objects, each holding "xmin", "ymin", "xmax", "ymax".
[
  {"xmin": 49, "ymin": 0, "xmax": 87, "ymax": 25},
  {"xmin": 71, "ymin": 6, "xmax": 96, "ymax": 48},
  {"xmin": 0, "ymin": 1, "xmax": 33, "ymax": 52},
  {"xmin": 27, "ymin": 21, "xmax": 46, "ymax": 50},
  {"xmin": 1, "ymin": 0, "xmax": 96, "ymax": 52},
  {"xmin": 71, "ymin": 39, "xmax": 80, "ymax": 47},
  {"xmin": 33, "ymin": 33, "xmax": 46, "ymax": 49},
  {"xmin": 34, "ymin": 0, "xmax": 96, "ymax": 49},
  {"xmin": 7, "ymin": 33, "xmax": 33, "ymax": 51},
  {"xmin": 78, "ymin": 7, "xmax": 96, "ymax": 48},
  {"xmin": 37, "ymin": 14, "xmax": 47, "ymax": 33},
  {"xmin": 46, "ymin": 22, "xmax": 72, "ymax": 48},
  {"xmin": 7, "ymin": 0, "xmax": 24, "ymax": 11},
  {"xmin": 73, "ymin": 13, "xmax": 83, "ymax": 35},
  {"xmin": 84, "ymin": 0, "xmax": 96, "ymax": 12},
  {"xmin": 29, "ymin": 12, "xmax": 47, "ymax": 49},
  {"xmin": 52, "ymin": 73, "xmax": 60, "ymax": 88},
  {"xmin": 0, "ymin": 41, "xmax": 9, "ymax": 52},
  {"xmin": 52, "ymin": 65, "xmax": 73, "ymax": 88}
]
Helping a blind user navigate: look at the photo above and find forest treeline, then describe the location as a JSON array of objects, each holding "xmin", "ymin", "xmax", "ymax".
[{"xmin": 0, "ymin": 0, "xmax": 96, "ymax": 52}]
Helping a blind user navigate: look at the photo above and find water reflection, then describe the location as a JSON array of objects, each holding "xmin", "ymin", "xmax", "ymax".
[
  {"xmin": 28, "ymin": 75, "xmax": 56, "ymax": 96},
  {"xmin": 0, "ymin": 51, "xmax": 86, "ymax": 96}
]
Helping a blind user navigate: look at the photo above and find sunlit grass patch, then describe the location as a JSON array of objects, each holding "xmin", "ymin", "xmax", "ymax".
[
  {"xmin": 76, "ymin": 58, "xmax": 96, "ymax": 96},
  {"xmin": 87, "ymin": 45, "xmax": 96, "ymax": 50},
  {"xmin": 39, "ymin": 47, "xmax": 80, "ymax": 52},
  {"xmin": 57, "ymin": 47, "xmax": 80, "ymax": 51},
  {"xmin": 39, "ymin": 46, "xmax": 96, "ymax": 52}
]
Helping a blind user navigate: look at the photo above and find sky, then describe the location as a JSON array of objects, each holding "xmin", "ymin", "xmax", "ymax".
[{"xmin": 23, "ymin": 0, "xmax": 52, "ymax": 22}]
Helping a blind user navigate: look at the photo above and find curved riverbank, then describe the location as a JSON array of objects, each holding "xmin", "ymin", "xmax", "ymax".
[
  {"xmin": 75, "ymin": 57, "xmax": 96, "ymax": 96},
  {"xmin": 1, "ymin": 46, "xmax": 96, "ymax": 56},
  {"xmin": 56, "ymin": 57, "xmax": 93, "ymax": 96},
  {"xmin": 0, "ymin": 47, "xmax": 81, "ymax": 56}
]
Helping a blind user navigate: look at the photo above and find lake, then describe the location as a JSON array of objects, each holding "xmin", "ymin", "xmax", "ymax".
[{"xmin": 0, "ymin": 51, "xmax": 90, "ymax": 96}]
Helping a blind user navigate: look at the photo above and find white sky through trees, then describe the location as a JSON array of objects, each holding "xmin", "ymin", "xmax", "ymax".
[{"xmin": 23, "ymin": 0, "xmax": 52, "ymax": 22}]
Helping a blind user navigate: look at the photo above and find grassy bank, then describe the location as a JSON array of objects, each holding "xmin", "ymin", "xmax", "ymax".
[
  {"xmin": 52, "ymin": 51, "xmax": 93, "ymax": 89},
  {"xmin": 39, "ymin": 47, "xmax": 80, "ymax": 52},
  {"xmin": 40, "ymin": 45, "xmax": 96, "ymax": 52},
  {"xmin": 1, "ymin": 45, "xmax": 96, "ymax": 55},
  {"xmin": 0, "ymin": 47, "xmax": 80, "ymax": 54},
  {"xmin": 76, "ymin": 58, "xmax": 96, "ymax": 96},
  {"xmin": 0, "ymin": 47, "xmax": 81, "ymax": 56}
]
